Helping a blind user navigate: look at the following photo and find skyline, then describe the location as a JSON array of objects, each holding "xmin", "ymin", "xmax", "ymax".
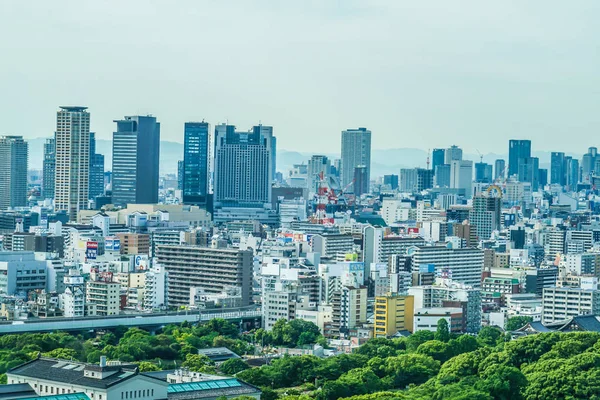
[{"xmin": 2, "ymin": 1, "xmax": 600, "ymax": 153}]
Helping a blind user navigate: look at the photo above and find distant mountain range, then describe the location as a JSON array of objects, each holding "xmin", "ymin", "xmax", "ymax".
[{"xmin": 27, "ymin": 137, "xmax": 579, "ymax": 176}]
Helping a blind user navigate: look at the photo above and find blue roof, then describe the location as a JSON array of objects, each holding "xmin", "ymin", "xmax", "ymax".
[
  {"xmin": 20, "ymin": 394, "xmax": 89, "ymax": 400},
  {"xmin": 168, "ymin": 379, "xmax": 242, "ymax": 393}
]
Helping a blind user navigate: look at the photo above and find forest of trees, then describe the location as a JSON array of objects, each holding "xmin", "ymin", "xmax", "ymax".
[{"xmin": 0, "ymin": 317, "xmax": 598, "ymax": 400}]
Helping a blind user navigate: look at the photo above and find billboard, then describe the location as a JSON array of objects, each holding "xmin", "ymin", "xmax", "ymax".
[
  {"xmin": 105, "ymin": 237, "xmax": 121, "ymax": 252},
  {"xmin": 86, "ymin": 241, "xmax": 98, "ymax": 260}
]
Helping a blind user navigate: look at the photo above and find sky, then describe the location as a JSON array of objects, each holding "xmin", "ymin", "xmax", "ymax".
[{"xmin": 1, "ymin": 1, "xmax": 600, "ymax": 154}]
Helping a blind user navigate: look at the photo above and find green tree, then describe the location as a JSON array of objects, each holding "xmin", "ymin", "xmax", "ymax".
[
  {"xmin": 478, "ymin": 364, "xmax": 527, "ymax": 400},
  {"xmin": 434, "ymin": 319, "xmax": 450, "ymax": 342},
  {"xmin": 477, "ymin": 326, "xmax": 503, "ymax": 347},
  {"xmin": 181, "ymin": 354, "xmax": 215, "ymax": 372},
  {"xmin": 505, "ymin": 316, "xmax": 533, "ymax": 332},
  {"xmin": 416, "ymin": 340, "xmax": 454, "ymax": 364},
  {"xmin": 383, "ymin": 353, "xmax": 440, "ymax": 388},
  {"xmin": 42, "ymin": 348, "xmax": 78, "ymax": 360},
  {"xmin": 219, "ymin": 358, "xmax": 250, "ymax": 375},
  {"xmin": 137, "ymin": 362, "xmax": 160, "ymax": 372}
]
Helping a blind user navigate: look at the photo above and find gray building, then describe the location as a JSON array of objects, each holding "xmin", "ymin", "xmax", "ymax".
[
  {"xmin": 112, "ymin": 115, "xmax": 160, "ymax": 206},
  {"xmin": 89, "ymin": 132, "xmax": 105, "ymax": 200},
  {"xmin": 444, "ymin": 145, "xmax": 463, "ymax": 164},
  {"xmin": 0, "ymin": 252, "xmax": 47, "ymax": 297},
  {"xmin": 341, "ymin": 127, "xmax": 371, "ymax": 192},
  {"xmin": 54, "ymin": 106, "xmax": 91, "ymax": 222},
  {"xmin": 494, "ymin": 159, "xmax": 505, "ymax": 181},
  {"xmin": 182, "ymin": 122, "xmax": 210, "ymax": 205},
  {"xmin": 0, "ymin": 136, "xmax": 28, "ymax": 210},
  {"xmin": 551, "ymin": 151, "xmax": 566, "ymax": 185},
  {"xmin": 42, "ymin": 138, "xmax": 55, "ymax": 200},
  {"xmin": 213, "ymin": 123, "xmax": 276, "ymax": 224},
  {"xmin": 156, "ymin": 245, "xmax": 253, "ymax": 306}
]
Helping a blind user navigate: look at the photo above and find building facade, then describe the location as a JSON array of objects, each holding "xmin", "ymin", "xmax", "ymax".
[
  {"xmin": 0, "ymin": 136, "xmax": 28, "ymax": 210},
  {"xmin": 341, "ymin": 127, "xmax": 371, "ymax": 192},
  {"xmin": 182, "ymin": 122, "xmax": 210, "ymax": 205}
]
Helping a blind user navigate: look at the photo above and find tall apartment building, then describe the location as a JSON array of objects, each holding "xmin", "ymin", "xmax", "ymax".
[
  {"xmin": 0, "ymin": 136, "xmax": 28, "ymax": 210},
  {"xmin": 542, "ymin": 286, "xmax": 600, "ymax": 324},
  {"xmin": 86, "ymin": 275, "xmax": 120, "ymax": 316},
  {"xmin": 307, "ymin": 155, "xmax": 331, "ymax": 195},
  {"xmin": 42, "ymin": 137, "xmax": 56, "ymax": 200},
  {"xmin": 330, "ymin": 285, "xmax": 367, "ymax": 338},
  {"xmin": 112, "ymin": 115, "xmax": 160, "ymax": 206},
  {"xmin": 88, "ymin": 132, "xmax": 105, "ymax": 200},
  {"xmin": 374, "ymin": 294, "xmax": 414, "ymax": 337},
  {"xmin": 213, "ymin": 124, "xmax": 276, "ymax": 224},
  {"xmin": 341, "ymin": 127, "xmax": 371, "ymax": 192},
  {"xmin": 469, "ymin": 194, "xmax": 501, "ymax": 240},
  {"xmin": 156, "ymin": 245, "xmax": 253, "ymax": 306},
  {"xmin": 363, "ymin": 226, "xmax": 426, "ymax": 269},
  {"xmin": 182, "ymin": 122, "xmax": 210, "ymax": 205},
  {"xmin": 144, "ymin": 265, "xmax": 167, "ymax": 311},
  {"xmin": 408, "ymin": 245, "xmax": 484, "ymax": 288},
  {"xmin": 54, "ymin": 106, "xmax": 91, "ymax": 221}
]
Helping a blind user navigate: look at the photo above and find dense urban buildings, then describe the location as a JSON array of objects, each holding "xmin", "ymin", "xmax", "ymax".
[{"xmin": 112, "ymin": 115, "xmax": 161, "ymax": 207}]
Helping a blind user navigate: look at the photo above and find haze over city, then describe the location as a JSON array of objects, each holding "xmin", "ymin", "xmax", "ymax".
[{"xmin": 2, "ymin": 1, "xmax": 600, "ymax": 153}]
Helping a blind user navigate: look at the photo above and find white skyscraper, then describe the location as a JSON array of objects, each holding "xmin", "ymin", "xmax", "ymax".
[
  {"xmin": 450, "ymin": 160, "xmax": 473, "ymax": 198},
  {"xmin": 0, "ymin": 136, "xmax": 28, "ymax": 210},
  {"xmin": 54, "ymin": 106, "xmax": 90, "ymax": 221},
  {"xmin": 341, "ymin": 127, "xmax": 371, "ymax": 192}
]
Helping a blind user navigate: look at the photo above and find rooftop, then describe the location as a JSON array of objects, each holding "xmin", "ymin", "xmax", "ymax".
[{"xmin": 59, "ymin": 106, "xmax": 88, "ymax": 112}]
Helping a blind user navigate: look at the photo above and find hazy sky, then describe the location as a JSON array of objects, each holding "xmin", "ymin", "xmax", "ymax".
[{"xmin": 1, "ymin": 1, "xmax": 599, "ymax": 154}]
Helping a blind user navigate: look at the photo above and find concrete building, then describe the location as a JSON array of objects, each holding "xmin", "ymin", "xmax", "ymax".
[
  {"xmin": 469, "ymin": 194, "xmax": 501, "ymax": 240},
  {"xmin": 341, "ymin": 127, "xmax": 371, "ymax": 193},
  {"xmin": 89, "ymin": 132, "xmax": 105, "ymax": 200},
  {"xmin": 213, "ymin": 124, "xmax": 276, "ymax": 224},
  {"xmin": 116, "ymin": 233, "xmax": 150, "ymax": 256},
  {"xmin": 7, "ymin": 357, "xmax": 169, "ymax": 400},
  {"xmin": 363, "ymin": 226, "xmax": 426, "ymax": 271},
  {"xmin": 542, "ymin": 286, "xmax": 600, "ymax": 324},
  {"xmin": 374, "ymin": 294, "xmax": 414, "ymax": 337},
  {"xmin": 0, "ymin": 136, "xmax": 28, "ymax": 209},
  {"xmin": 413, "ymin": 307, "xmax": 464, "ymax": 333},
  {"xmin": 143, "ymin": 265, "xmax": 167, "ymax": 311},
  {"xmin": 445, "ymin": 145, "xmax": 463, "ymax": 164},
  {"xmin": 54, "ymin": 106, "xmax": 91, "ymax": 222},
  {"xmin": 508, "ymin": 140, "xmax": 531, "ymax": 178},
  {"xmin": 311, "ymin": 234, "xmax": 355, "ymax": 261},
  {"xmin": 86, "ymin": 274, "xmax": 120, "ymax": 316},
  {"xmin": 307, "ymin": 155, "xmax": 331, "ymax": 195},
  {"xmin": 156, "ymin": 245, "xmax": 253, "ymax": 307},
  {"xmin": 112, "ymin": 115, "xmax": 161, "ymax": 206},
  {"xmin": 0, "ymin": 252, "xmax": 47, "ymax": 297},
  {"xmin": 408, "ymin": 245, "xmax": 484, "ymax": 288},
  {"xmin": 331, "ymin": 285, "xmax": 367, "ymax": 338}
]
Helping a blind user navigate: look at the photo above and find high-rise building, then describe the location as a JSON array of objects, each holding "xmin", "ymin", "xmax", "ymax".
[
  {"xmin": 518, "ymin": 157, "xmax": 539, "ymax": 191},
  {"xmin": 0, "ymin": 136, "xmax": 28, "ymax": 210},
  {"xmin": 508, "ymin": 140, "xmax": 531, "ymax": 178},
  {"xmin": 469, "ymin": 194, "xmax": 501, "ymax": 240},
  {"xmin": 474, "ymin": 162, "xmax": 493, "ymax": 183},
  {"xmin": 551, "ymin": 152, "xmax": 566, "ymax": 185},
  {"xmin": 182, "ymin": 122, "xmax": 210, "ymax": 205},
  {"xmin": 565, "ymin": 156, "xmax": 579, "ymax": 191},
  {"xmin": 444, "ymin": 145, "xmax": 463, "ymax": 164},
  {"xmin": 177, "ymin": 160, "xmax": 184, "ymax": 190},
  {"xmin": 112, "ymin": 115, "xmax": 160, "ymax": 206},
  {"xmin": 341, "ymin": 127, "xmax": 371, "ymax": 192},
  {"xmin": 213, "ymin": 124, "xmax": 275, "ymax": 224},
  {"xmin": 494, "ymin": 159, "xmax": 505, "ymax": 181},
  {"xmin": 88, "ymin": 132, "xmax": 105, "ymax": 200},
  {"xmin": 450, "ymin": 160, "xmax": 473, "ymax": 197},
  {"xmin": 383, "ymin": 174, "xmax": 399, "ymax": 190},
  {"xmin": 432, "ymin": 149, "xmax": 445, "ymax": 172},
  {"xmin": 271, "ymin": 135, "xmax": 277, "ymax": 182},
  {"xmin": 308, "ymin": 155, "xmax": 331, "ymax": 195},
  {"xmin": 400, "ymin": 168, "xmax": 418, "ymax": 192},
  {"xmin": 42, "ymin": 138, "xmax": 56, "ymax": 200},
  {"xmin": 353, "ymin": 165, "xmax": 369, "ymax": 196},
  {"xmin": 54, "ymin": 106, "xmax": 91, "ymax": 221},
  {"xmin": 434, "ymin": 164, "xmax": 451, "ymax": 187},
  {"xmin": 538, "ymin": 169, "xmax": 548, "ymax": 188},
  {"xmin": 582, "ymin": 147, "xmax": 597, "ymax": 183},
  {"xmin": 416, "ymin": 168, "xmax": 434, "ymax": 191},
  {"xmin": 408, "ymin": 246, "xmax": 484, "ymax": 288}
]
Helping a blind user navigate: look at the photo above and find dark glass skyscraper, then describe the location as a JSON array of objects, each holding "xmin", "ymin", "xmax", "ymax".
[
  {"xmin": 508, "ymin": 140, "xmax": 531, "ymax": 177},
  {"xmin": 182, "ymin": 122, "xmax": 210, "ymax": 205},
  {"xmin": 518, "ymin": 157, "xmax": 539, "ymax": 191},
  {"xmin": 432, "ymin": 148, "xmax": 445, "ymax": 172},
  {"xmin": 475, "ymin": 162, "xmax": 493, "ymax": 183},
  {"xmin": 550, "ymin": 152, "xmax": 565, "ymax": 185},
  {"xmin": 494, "ymin": 159, "xmax": 505, "ymax": 181},
  {"xmin": 383, "ymin": 174, "xmax": 399, "ymax": 190},
  {"xmin": 89, "ymin": 132, "xmax": 105, "ymax": 200},
  {"xmin": 42, "ymin": 137, "xmax": 56, "ymax": 200},
  {"xmin": 112, "ymin": 115, "xmax": 160, "ymax": 206}
]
